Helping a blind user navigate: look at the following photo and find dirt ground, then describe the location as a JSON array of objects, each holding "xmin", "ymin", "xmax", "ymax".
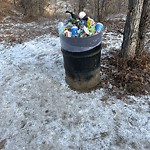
[
  {"xmin": 0, "ymin": 28, "xmax": 150, "ymax": 150},
  {"xmin": 0, "ymin": 0, "xmax": 58, "ymax": 45},
  {"xmin": 0, "ymin": 2, "xmax": 150, "ymax": 150}
]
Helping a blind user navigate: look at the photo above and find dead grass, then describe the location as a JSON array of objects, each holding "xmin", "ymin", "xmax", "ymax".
[
  {"xmin": 100, "ymin": 50, "xmax": 150, "ymax": 96},
  {"xmin": 0, "ymin": 0, "xmax": 14, "ymax": 22}
]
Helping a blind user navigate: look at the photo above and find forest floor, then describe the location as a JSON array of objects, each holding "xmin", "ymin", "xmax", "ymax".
[
  {"xmin": 0, "ymin": 1, "xmax": 150, "ymax": 150},
  {"xmin": 0, "ymin": 3, "xmax": 149, "ymax": 96}
]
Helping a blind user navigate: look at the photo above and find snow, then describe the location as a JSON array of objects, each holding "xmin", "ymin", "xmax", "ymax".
[
  {"xmin": 106, "ymin": 14, "xmax": 127, "ymax": 21},
  {"xmin": 0, "ymin": 32, "xmax": 150, "ymax": 150}
]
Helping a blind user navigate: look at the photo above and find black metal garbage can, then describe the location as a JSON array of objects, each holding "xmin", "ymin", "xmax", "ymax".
[{"xmin": 60, "ymin": 32, "xmax": 103, "ymax": 91}]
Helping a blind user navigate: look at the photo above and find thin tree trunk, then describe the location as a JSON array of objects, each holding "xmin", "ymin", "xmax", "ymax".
[
  {"xmin": 78, "ymin": 0, "xmax": 85, "ymax": 12},
  {"xmin": 121, "ymin": 0, "xmax": 144, "ymax": 59},
  {"xmin": 96, "ymin": 0, "xmax": 100, "ymax": 22},
  {"xmin": 136, "ymin": 0, "xmax": 150, "ymax": 55},
  {"xmin": 14, "ymin": 0, "xmax": 16, "ymax": 6},
  {"xmin": 94, "ymin": 0, "xmax": 100, "ymax": 21},
  {"xmin": 100, "ymin": 0, "xmax": 105, "ymax": 20}
]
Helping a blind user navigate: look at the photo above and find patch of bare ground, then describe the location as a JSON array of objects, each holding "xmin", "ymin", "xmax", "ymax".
[
  {"xmin": 0, "ymin": 0, "xmax": 13, "ymax": 21},
  {"xmin": 103, "ymin": 19, "xmax": 125, "ymax": 33},
  {"xmin": 99, "ymin": 50, "xmax": 150, "ymax": 96},
  {"xmin": 0, "ymin": 1, "xmax": 58, "ymax": 45},
  {"xmin": 0, "ymin": 14, "xmax": 58, "ymax": 45},
  {"xmin": 0, "ymin": 139, "xmax": 6, "ymax": 150}
]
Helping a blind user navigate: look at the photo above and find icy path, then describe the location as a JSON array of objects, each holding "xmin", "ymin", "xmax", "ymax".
[{"xmin": 0, "ymin": 34, "xmax": 150, "ymax": 150}]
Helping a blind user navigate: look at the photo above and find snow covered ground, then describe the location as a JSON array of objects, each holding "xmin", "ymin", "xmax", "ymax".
[{"xmin": 0, "ymin": 32, "xmax": 150, "ymax": 150}]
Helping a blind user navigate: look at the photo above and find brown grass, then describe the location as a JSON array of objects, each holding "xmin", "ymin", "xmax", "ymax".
[{"xmin": 100, "ymin": 50, "xmax": 150, "ymax": 96}]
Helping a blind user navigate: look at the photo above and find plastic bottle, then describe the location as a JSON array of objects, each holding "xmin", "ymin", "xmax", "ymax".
[
  {"xmin": 71, "ymin": 26, "xmax": 78, "ymax": 37},
  {"xmin": 83, "ymin": 26, "xmax": 90, "ymax": 35},
  {"xmin": 58, "ymin": 22, "xmax": 65, "ymax": 35},
  {"xmin": 95, "ymin": 23, "xmax": 103, "ymax": 33},
  {"xmin": 64, "ymin": 30, "xmax": 72, "ymax": 37}
]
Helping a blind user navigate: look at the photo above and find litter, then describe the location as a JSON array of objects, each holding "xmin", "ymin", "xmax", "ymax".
[{"xmin": 58, "ymin": 11, "xmax": 103, "ymax": 38}]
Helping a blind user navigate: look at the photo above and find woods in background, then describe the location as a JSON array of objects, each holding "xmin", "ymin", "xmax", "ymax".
[
  {"xmin": 14, "ymin": 0, "xmax": 45, "ymax": 16},
  {"xmin": 12, "ymin": 0, "xmax": 128, "ymax": 20},
  {"xmin": 12, "ymin": 0, "xmax": 149, "ymax": 58}
]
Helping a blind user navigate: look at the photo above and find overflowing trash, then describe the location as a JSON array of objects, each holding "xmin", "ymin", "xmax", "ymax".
[{"xmin": 58, "ymin": 11, "xmax": 103, "ymax": 38}]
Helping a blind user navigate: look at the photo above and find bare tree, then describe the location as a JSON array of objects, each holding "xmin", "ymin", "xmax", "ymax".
[
  {"xmin": 78, "ymin": 0, "xmax": 86, "ymax": 12},
  {"xmin": 136, "ymin": 0, "xmax": 150, "ymax": 55},
  {"xmin": 121, "ymin": 0, "xmax": 145, "ymax": 58},
  {"xmin": 14, "ymin": 0, "xmax": 16, "ymax": 6},
  {"xmin": 94, "ymin": 0, "xmax": 100, "ymax": 21},
  {"xmin": 19, "ymin": 0, "xmax": 45, "ymax": 17},
  {"xmin": 13, "ymin": 0, "xmax": 129, "ymax": 20},
  {"xmin": 100, "ymin": 0, "xmax": 106, "ymax": 20}
]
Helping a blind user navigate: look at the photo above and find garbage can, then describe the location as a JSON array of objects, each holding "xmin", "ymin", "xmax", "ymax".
[{"xmin": 60, "ymin": 32, "xmax": 103, "ymax": 91}]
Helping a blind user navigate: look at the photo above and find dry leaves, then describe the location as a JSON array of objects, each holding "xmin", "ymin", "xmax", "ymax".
[
  {"xmin": 0, "ymin": 139, "xmax": 6, "ymax": 150},
  {"xmin": 101, "ymin": 50, "xmax": 150, "ymax": 96}
]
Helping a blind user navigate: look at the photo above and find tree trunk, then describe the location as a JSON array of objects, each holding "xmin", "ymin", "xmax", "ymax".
[
  {"xmin": 20, "ymin": 0, "xmax": 45, "ymax": 17},
  {"xmin": 100, "ymin": 0, "xmax": 106, "ymax": 20},
  {"xmin": 94, "ymin": 0, "xmax": 100, "ymax": 22},
  {"xmin": 78, "ymin": 0, "xmax": 85, "ymax": 12},
  {"xmin": 14, "ymin": 0, "xmax": 16, "ymax": 6},
  {"xmin": 97, "ymin": 0, "xmax": 100, "ymax": 22},
  {"xmin": 136, "ymin": 0, "xmax": 150, "ymax": 55},
  {"xmin": 121, "ymin": 0, "xmax": 144, "ymax": 59}
]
